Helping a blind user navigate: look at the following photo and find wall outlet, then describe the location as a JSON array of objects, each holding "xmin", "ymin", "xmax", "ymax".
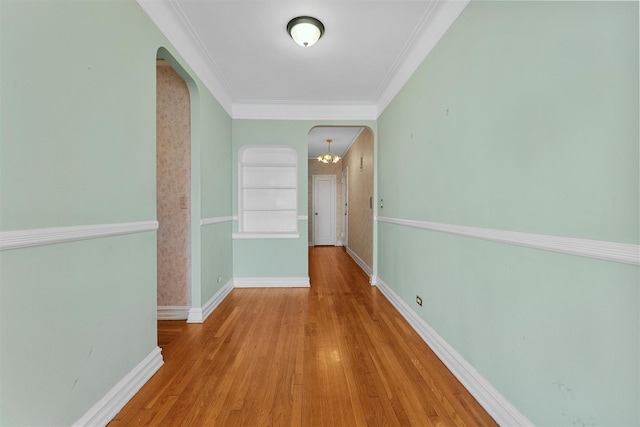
[{"xmin": 416, "ymin": 296, "xmax": 423, "ymax": 306}]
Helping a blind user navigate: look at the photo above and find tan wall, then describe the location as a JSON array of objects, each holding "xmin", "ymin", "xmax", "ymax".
[
  {"xmin": 308, "ymin": 159, "xmax": 343, "ymax": 244},
  {"xmin": 342, "ymin": 128, "xmax": 374, "ymax": 269},
  {"xmin": 156, "ymin": 63, "xmax": 191, "ymax": 306}
]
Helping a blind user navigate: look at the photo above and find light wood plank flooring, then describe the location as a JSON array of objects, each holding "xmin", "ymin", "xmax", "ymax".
[{"xmin": 110, "ymin": 247, "xmax": 497, "ymax": 426}]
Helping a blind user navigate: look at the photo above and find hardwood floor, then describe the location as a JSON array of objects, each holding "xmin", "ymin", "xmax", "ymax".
[{"xmin": 110, "ymin": 247, "xmax": 497, "ymax": 426}]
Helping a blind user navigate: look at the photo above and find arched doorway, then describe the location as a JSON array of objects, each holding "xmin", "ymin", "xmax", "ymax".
[
  {"xmin": 308, "ymin": 126, "xmax": 375, "ymax": 277},
  {"xmin": 155, "ymin": 56, "xmax": 191, "ymax": 322}
]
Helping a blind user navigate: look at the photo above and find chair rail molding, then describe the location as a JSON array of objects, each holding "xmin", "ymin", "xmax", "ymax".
[
  {"xmin": 0, "ymin": 221, "xmax": 159, "ymax": 251},
  {"xmin": 376, "ymin": 216, "xmax": 640, "ymax": 266},
  {"xmin": 200, "ymin": 216, "xmax": 234, "ymax": 226}
]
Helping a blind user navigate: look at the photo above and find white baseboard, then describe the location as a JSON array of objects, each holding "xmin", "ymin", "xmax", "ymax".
[
  {"xmin": 187, "ymin": 279, "xmax": 233, "ymax": 323},
  {"xmin": 233, "ymin": 277, "xmax": 310, "ymax": 288},
  {"xmin": 375, "ymin": 278, "xmax": 533, "ymax": 427},
  {"xmin": 346, "ymin": 246, "xmax": 372, "ymax": 277},
  {"xmin": 73, "ymin": 347, "xmax": 163, "ymax": 427},
  {"xmin": 157, "ymin": 305, "xmax": 189, "ymax": 320}
]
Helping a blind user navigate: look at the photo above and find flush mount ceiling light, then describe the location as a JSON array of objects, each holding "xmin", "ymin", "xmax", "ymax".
[
  {"xmin": 317, "ymin": 139, "xmax": 340, "ymax": 163},
  {"xmin": 287, "ymin": 16, "xmax": 325, "ymax": 47}
]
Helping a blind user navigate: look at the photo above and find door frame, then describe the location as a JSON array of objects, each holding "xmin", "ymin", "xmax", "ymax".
[
  {"xmin": 341, "ymin": 167, "xmax": 348, "ymax": 248},
  {"xmin": 312, "ymin": 174, "xmax": 337, "ymax": 246}
]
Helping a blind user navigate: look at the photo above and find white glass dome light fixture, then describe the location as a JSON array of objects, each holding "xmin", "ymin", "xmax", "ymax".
[
  {"xmin": 317, "ymin": 139, "xmax": 341, "ymax": 164},
  {"xmin": 287, "ymin": 16, "xmax": 325, "ymax": 47}
]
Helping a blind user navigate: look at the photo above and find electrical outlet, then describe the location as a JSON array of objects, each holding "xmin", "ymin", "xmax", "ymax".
[{"xmin": 416, "ymin": 296, "xmax": 423, "ymax": 306}]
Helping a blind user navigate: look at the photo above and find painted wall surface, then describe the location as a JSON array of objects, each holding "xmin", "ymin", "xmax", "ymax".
[
  {"xmin": 232, "ymin": 120, "xmax": 375, "ymax": 278},
  {"xmin": 156, "ymin": 64, "xmax": 191, "ymax": 307},
  {"xmin": 342, "ymin": 128, "xmax": 374, "ymax": 269},
  {"xmin": 308, "ymin": 159, "xmax": 343, "ymax": 245},
  {"xmin": 194, "ymin": 63, "xmax": 233, "ymax": 307},
  {"xmin": 377, "ymin": 2, "xmax": 639, "ymax": 426},
  {"xmin": 0, "ymin": 0, "xmax": 232, "ymax": 424}
]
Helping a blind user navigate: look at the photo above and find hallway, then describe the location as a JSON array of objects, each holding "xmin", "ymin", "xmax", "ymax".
[{"xmin": 110, "ymin": 247, "xmax": 496, "ymax": 426}]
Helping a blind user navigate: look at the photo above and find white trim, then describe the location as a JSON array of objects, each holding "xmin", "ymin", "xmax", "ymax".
[
  {"xmin": 138, "ymin": 0, "xmax": 465, "ymax": 121},
  {"xmin": 342, "ymin": 167, "xmax": 349, "ymax": 249},
  {"xmin": 370, "ymin": 274, "xmax": 379, "ymax": 286},
  {"xmin": 232, "ymin": 102, "xmax": 377, "ymax": 121},
  {"xmin": 313, "ymin": 174, "xmax": 337, "ymax": 246},
  {"xmin": 0, "ymin": 221, "xmax": 159, "ymax": 251},
  {"xmin": 136, "ymin": 0, "xmax": 234, "ymax": 116},
  {"xmin": 375, "ymin": 0, "xmax": 469, "ymax": 116},
  {"xmin": 187, "ymin": 279, "xmax": 233, "ymax": 323},
  {"xmin": 346, "ymin": 246, "xmax": 373, "ymax": 277},
  {"xmin": 232, "ymin": 232, "xmax": 301, "ymax": 239},
  {"xmin": 375, "ymin": 278, "xmax": 533, "ymax": 427},
  {"xmin": 157, "ymin": 306, "xmax": 189, "ymax": 320},
  {"xmin": 377, "ymin": 216, "xmax": 640, "ymax": 266},
  {"xmin": 298, "ymin": 215, "xmax": 309, "ymax": 221},
  {"xmin": 73, "ymin": 347, "xmax": 163, "ymax": 427},
  {"xmin": 234, "ymin": 277, "xmax": 310, "ymax": 288},
  {"xmin": 200, "ymin": 216, "xmax": 233, "ymax": 226}
]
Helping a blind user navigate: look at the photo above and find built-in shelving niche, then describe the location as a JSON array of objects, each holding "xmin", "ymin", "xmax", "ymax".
[{"xmin": 234, "ymin": 146, "xmax": 299, "ymax": 239}]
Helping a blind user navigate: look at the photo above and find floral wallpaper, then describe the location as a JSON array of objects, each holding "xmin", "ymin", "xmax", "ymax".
[
  {"xmin": 156, "ymin": 63, "xmax": 191, "ymax": 307},
  {"xmin": 341, "ymin": 128, "xmax": 374, "ymax": 268}
]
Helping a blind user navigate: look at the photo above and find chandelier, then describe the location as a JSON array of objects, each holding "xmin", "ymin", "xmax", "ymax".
[{"xmin": 317, "ymin": 138, "xmax": 341, "ymax": 163}]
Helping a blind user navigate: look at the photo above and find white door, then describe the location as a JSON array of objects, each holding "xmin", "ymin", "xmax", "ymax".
[
  {"xmin": 342, "ymin": 168, "xmax": 348, "ymax": 247},
  {"xmin": 313, "ymin": 175, "xmax": 336, "ymax": 246}
]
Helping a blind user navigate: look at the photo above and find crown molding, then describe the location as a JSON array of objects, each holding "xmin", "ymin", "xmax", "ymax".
[
  {"xmin": 231, "ymin": 102, "xmax": 378, "ymax": 121},
  {"xmin": 138, "ymin": 0, "xmax": 468, "ymax": 121},
  {"xmin": 136, "ymin": 0, "xmax": 235, "ymax": 116},
  {"xmin": 375, "ymin": 0, "xmax": 469, "ymax": 117}
]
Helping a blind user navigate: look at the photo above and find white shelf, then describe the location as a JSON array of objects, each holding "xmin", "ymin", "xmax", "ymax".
[{"xmin": 238, "ymin": 145, "xmax": 298, "ymax": 235}]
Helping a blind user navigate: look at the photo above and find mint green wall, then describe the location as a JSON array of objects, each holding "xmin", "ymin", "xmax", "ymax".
[
  {"xmin": 231, "ymin": 120, "xmax": 376, "ymax": 278},
  {"xmin": 377, "ymin": 2, "xmax": 639, "ymax": 425},
  {"xmin": 0, "ymin": 0, "xmax": 232, "ymax": 424},
  {"xmin": 193, "ymin": 62, "xmax": 233, "ymax": 306},
  {"xmin": 199, "ymin": 93, "xmax": 233, "ymax": 302}
]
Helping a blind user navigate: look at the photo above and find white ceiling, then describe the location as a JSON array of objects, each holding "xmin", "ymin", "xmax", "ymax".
[
  {"xmin": 307, "ymin": 126, "xmax": 364, "ymax": 159},
  {"xmin": 138, "ymin": 0, "xmax": 469, "ymax": 120}
]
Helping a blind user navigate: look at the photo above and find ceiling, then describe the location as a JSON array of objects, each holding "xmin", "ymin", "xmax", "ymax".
[
  {"xmin": 138, "ymin": 0, "xmax": 469, "ymax": 120},
  {"xmin": 307, "ymin": 126, "xmax": 364, "ymax": 159}
]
